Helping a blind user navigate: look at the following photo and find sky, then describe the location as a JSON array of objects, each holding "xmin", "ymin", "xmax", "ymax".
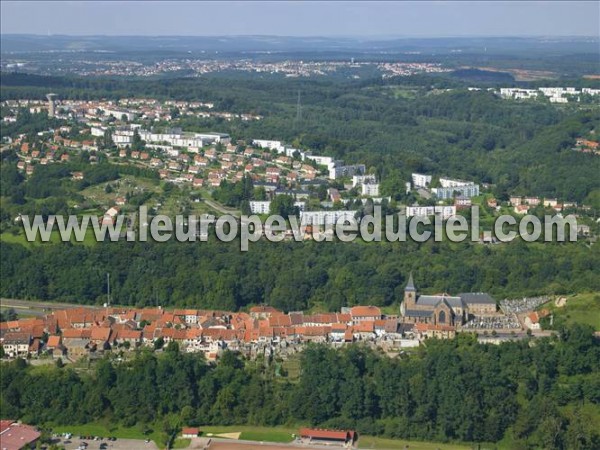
[{"xmin": 1, "ymin": 1, "xmax": 598, "ymax": 38}]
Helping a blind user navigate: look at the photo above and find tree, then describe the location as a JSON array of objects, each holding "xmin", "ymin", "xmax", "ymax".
[
  {"xmin": 165, "ymin": 341, "xmax": 179, "ymax": 354},
  {"xmin": 269, "ymin": 195, "xmax": 298, "ymax": 220},
  {"xmin": 154, "ymin": 337, "xmax": 165, "ymax": 350}
]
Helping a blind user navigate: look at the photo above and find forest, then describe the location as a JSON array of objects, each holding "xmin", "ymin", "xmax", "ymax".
[
  {"xmin": 0, "ymin": 72, "xmax": 599, "ymax": 310},
  {"xmin": 1, "ymin": 325, "xmax": 598, "ymax": 449},
  {"xmin": 1, "ymin": 237, "xmax": 598, "ymax": 311}
]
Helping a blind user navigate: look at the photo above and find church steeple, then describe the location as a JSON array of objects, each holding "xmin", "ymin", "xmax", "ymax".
[
  {"xmin": 405, "ymin": 271, "xmax": 416, "ymax": 292},
  {"xmin": 401, "ymin": 272, "xmax": 417, "ymax": 316}
]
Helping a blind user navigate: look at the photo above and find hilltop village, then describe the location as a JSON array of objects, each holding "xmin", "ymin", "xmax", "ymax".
[{"xmin": 1, "ymin": 276, "xmax": 552, "ymax": 363}]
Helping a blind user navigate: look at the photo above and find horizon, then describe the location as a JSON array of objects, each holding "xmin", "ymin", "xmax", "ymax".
[
  {"xmin": 1, "ymin": 1, "xmax": 598, "ymax": 38},
  {"xmin": 1, "ymin": 33, "xmax": 599, "ymax": 39}
]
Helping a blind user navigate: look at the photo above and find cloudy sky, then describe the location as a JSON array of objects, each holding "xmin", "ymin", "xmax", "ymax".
[{"xmin": 1, "ymin": 1, "xmax": 598, "ymax": 37}]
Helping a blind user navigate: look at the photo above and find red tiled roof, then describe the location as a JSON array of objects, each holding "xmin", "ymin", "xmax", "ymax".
[
  {"xmin": 350, "ymin": 305, "xmax": 381, "ymax": 318},
  {"xmin": 299, "ymin": 428, "xmax": 352, "ymax": 441},
  {"xmin": 90, "ymin": 327, "xmax": 111, "ymax": 341},
  {"xmin": 0, "ymin": 423, "xmax": 41, "ymax": 450},
  {"xmin": 181, "ymin": 427, "xmax": 199, "ymax": 436},
  {"xmin": 62, "ymin": 328, "xmax": 90, "ymax": 339},
  {"xmin": 353, "ymin": 321, "xmax": 374, "ymax": 333},
  {"xmin": 46, "ymin": 335, "xmax": 61, "ymax": 348},
  {"xmin": 0, "ymin": 420, "xmax": 15, "ymax": 433}
]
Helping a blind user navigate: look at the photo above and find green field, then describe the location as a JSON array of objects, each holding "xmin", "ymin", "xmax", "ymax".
[
  {"xmin": 171, "ymin": 437, "xmax": 191, "ymax": 448},
  {"xmin": 1, "ymin": 226, "xmax": 99, "ymax": 247},
  {"xmin": 541, "ymin": 292, "xmax": 600, "ymax": 330}
]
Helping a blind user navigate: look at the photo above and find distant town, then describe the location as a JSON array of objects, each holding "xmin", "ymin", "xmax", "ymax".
[{"xmin": 1, "ymin": 58, "xmax": 451, "ymax": 79}]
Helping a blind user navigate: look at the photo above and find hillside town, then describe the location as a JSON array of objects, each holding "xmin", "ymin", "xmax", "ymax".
[{"xmin": 4, "ymin": 95, "xmax": 597, "ymax": 238}]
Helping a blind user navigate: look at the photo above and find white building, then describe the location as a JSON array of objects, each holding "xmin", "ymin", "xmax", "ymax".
[
  {"xmin": 361, "ymin": 182, "xmax": 380, "ymax": 197},
  {"xmin": 253, "ymin": 139, "xmax": 284, "ymax": 151},
  {"xmin": 329, "ymin": 163, "xmax": 366, "ymax": 180},
  {"xmin": 300, "ymin": 210, "xmax": 359, "ymax": 225},
  {"xmin": 249, "ymin": 201, "xmax": 271, "ymax": 214},
  {"xmin": 439, "ymin": 177, "xmax": 472, "ymax": 188},
  {"xmin": 406, "ymin": 205, "xmax": 457, "ymax": 220},
  {"xmin": 412, "ymin": 173, "xmax": 432, "ymax": 188},
  {"xmin": 305, "ymin": 154, "xmax": 334, "ymax": 167},
  {"xmin": 249, "ymin": 200, "xmax": 306, "ymax": 214},
  {"xmin": 432, "ymin": 183, "xmax": 479, "ymax": 199},
  {"xmin": 352, "ymin": 174, "xmax": 377, "ymax": 187}
]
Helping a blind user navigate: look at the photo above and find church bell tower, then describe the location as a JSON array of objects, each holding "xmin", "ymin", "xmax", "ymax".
[{"xmin": 401, "ymin": 272, "xmax": 417, "ymax": 315}]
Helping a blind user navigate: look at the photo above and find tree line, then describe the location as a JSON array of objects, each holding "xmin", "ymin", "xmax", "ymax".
[
  {"xmin": 1, "ymin": 238, "xmax": 598, "ymax": 311},
  {"xmin": 1, "ymin": 325, "xmax": 598, "ymax": 449}
]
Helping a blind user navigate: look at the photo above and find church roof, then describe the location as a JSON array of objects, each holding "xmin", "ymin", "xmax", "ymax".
[
  {"xmin": 459, "ymin": 293, "xmax": 495, "ymax": 305},
  {"xmin": 404, "ymin": 309, "xmax": 433, "ymax": 318},
  {"xmin": 416, "ymin": 295, "xmax": 464, "ymax": 308}
]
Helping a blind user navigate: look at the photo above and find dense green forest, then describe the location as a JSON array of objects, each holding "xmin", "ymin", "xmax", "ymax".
[
  {"xmin": 1, "ymin": 238, "xmax": 598, "ymax": 310},
  {"xmin": 1, "ymin": 73, "xmax": 599, "ymax": 308},
  {"xmin": 1, "ymin": 326, "xmax": 598, "ymax": 448}
]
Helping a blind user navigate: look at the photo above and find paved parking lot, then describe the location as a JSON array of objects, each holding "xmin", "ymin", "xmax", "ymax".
[{"xmin": 50, "ymin": 437, "xmax": 159, "ymax": 450}]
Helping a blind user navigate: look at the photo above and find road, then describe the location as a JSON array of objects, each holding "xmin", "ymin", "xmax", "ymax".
[
  {"xmin": 1, "ymin": 298, "xmax": 98, "ymax": 315},
  {"xmin": 203, "ymin": 199, "xmax": 240, "ymax": 218}
]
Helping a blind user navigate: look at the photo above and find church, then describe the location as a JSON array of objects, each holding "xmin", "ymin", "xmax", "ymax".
[{"xmin": 400, "ymin": 273, "xmax": 496, "ymax": 327}]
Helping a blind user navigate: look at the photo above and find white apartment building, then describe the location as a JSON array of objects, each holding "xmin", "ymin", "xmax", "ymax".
[
  {"xmin": 249, "ymin": 201, "xmax": 306, "ymax": 214},
  {"xmin": 361, "ymin": 182, "xmax": 380, "ymax": 197},
  {"xmin": 329, "ymin": 163, "xmax": 366, "ymax": 180},
  {"xmin": 439, "ymin": 177, "xmax": 472, "ymax": 188},
  {"xmin": 249, "ymin": 201, "xmax": 271, "ymax": 214},
  {"xmin": 300, "ymin": 210, "xmax": 359, "ymax": 225},
  {"xmin": 412, "ymin": 173, "xmax": 432, "ymax": 188},
  {"xmin": 352, "ymin": 174, "xmax": 377, "ymax": 187},
  {"xmin": 305, "ymin": 154, "xmax": 334, "ymax": 167},
  {"xmin": 406, "ymin": 205, "xmax": 457, "ymax": 220},
  {"xmin": 253, "ymin": 139, "xmax": 284, "ymax": 151},
  {"xmin": 432, "ymin": 184, "xmax": 479, "ymax": 199}
]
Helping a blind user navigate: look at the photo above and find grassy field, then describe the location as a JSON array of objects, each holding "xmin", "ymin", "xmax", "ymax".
[
  {"xmin": 1, "ymin": 226, "xmax": 99, "ymax": 247},
  {"xmin": 541, "ymin": 292, "xmax": 600, "ymax": 330},
  {"xmin": 280, "ymin": 356, "xmax": 301, "ymax": 381},
  {"xmin": 171, "ymin": 437, "xmax": 191, "ymax": 448}
]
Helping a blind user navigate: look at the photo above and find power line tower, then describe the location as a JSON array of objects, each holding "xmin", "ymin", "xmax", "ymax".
[{"xmin": 294, "ymin": 90, "xmax": 302, "ymax": 127}]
